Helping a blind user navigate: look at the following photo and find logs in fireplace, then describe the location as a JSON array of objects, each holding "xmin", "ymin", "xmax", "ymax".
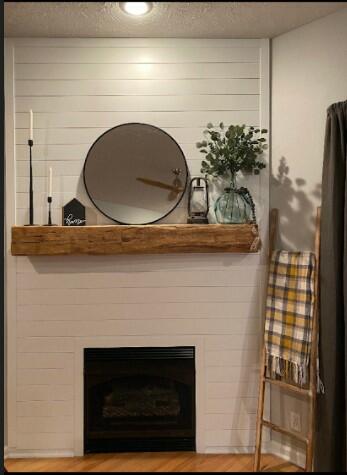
[{"xmin": 84, "ymin": 346, "xmax": 196, "ymax": 453}]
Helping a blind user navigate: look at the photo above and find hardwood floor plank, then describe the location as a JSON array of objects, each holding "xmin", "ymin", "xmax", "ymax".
[{"xmin": 5, "ymin": 452, "xmax": 302, "ymax": 472}]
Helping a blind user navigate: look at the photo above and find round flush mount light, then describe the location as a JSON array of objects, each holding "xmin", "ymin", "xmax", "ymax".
[{"xmin": 119, "ymin": 2, "xmax": 153, "ymax": 16}]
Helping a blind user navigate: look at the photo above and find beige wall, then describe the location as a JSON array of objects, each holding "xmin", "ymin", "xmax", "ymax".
[
  {"xmin": 270, "ymin": 7, "xmax": 347, "ymax": 464},
  {"xmin": 271, "ymin": 7, "xmax": 347, "ymax": 251}
]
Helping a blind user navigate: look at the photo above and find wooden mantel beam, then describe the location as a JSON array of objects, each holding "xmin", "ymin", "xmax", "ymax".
[{"xmin": 11, "ymin": 224, "xmax": 261, "ymax": 256}]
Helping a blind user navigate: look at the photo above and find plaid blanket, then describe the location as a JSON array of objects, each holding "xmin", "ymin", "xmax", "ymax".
[{"xmin": 265, "ymin": 250, "xmax": 316, "ymax": 386}]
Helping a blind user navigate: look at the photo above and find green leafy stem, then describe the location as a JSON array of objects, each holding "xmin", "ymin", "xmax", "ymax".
[{"xmin": 196, "ymin": 123, "xmax": 268, "ymax": 179}]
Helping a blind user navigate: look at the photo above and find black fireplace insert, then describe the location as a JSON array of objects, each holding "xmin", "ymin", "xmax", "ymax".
[{"xmin": 84, "ymin": 346, "xmax": 196, "ymax": 453}]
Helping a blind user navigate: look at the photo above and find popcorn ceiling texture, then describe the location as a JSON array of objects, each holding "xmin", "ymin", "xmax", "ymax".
[{"xmin": 4, "ymin": 2, "xmax": 346, "ymax": 38}]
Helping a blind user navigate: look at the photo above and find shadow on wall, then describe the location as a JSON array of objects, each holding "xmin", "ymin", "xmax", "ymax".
[{"xmin": 271, "ymin": 157, "xmax": 321, "ymax": 251}]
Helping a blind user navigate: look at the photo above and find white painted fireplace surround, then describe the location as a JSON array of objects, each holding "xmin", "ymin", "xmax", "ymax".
[{"xmin": 5, "ymin": 38, "xmax": 269, "ymax": 457}]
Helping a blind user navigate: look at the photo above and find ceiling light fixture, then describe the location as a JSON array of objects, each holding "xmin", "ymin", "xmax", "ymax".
[{"xmin": 120, "ymin": 2, "xmax": 153, "ymax": 16}]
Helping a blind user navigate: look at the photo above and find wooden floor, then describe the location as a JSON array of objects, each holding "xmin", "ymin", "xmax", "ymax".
[{"xmin": 5, "ymin": 453, "xmax": 302, "ymax": 472}]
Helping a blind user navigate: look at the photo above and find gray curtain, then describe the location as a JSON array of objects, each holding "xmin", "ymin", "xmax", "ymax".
[{"xmin": 315, "ymin": 100, "xmax": 347, "ymax": 472}]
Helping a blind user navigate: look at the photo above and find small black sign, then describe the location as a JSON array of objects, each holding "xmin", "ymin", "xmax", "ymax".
[{"xmin": 63, "ymin": 198, "xmax": 86, "ymax": 226}]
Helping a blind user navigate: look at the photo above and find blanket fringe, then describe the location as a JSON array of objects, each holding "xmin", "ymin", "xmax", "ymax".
[
  {"xmin": 266, "ymin": 354, "xmax": 325, "ymax": 393},
  {"xmin": 266, "ymin": 354, "xmax": 308, "ymax": 386}
]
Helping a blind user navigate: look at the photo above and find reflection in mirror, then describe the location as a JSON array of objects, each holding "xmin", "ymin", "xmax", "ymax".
[{"xmin": 83, "ymin": 123, "xmax": 188, "ymax": 224}]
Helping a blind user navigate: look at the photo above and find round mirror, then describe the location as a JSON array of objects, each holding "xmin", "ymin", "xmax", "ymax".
[{"xmin": 83, "ymin": 123, "xmax": 188, "ymax": 224}]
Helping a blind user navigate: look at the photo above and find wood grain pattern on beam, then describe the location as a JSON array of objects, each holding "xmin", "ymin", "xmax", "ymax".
[{"xmin": 11, "ymin": 224, "xmax": 261, "ymax": 256}]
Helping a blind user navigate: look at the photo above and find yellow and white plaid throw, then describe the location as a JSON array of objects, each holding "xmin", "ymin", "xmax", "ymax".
[{"xmin": 265, "ymin": 250, "xmax": 316, "ymax": 386}]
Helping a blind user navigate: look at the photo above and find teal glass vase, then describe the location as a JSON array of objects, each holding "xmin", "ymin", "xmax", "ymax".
[{"xmin": 214, "ymin": 178, "xmax": 254, "ymax": 224}]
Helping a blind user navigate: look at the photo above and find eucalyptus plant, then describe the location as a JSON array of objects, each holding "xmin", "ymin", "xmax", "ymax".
[{"xmin": 196, "ymin": 123, "xmax": 268, "ymax": 182}]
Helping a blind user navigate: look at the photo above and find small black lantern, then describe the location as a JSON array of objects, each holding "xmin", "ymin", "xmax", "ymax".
[{"xmin": 187, "ymin": 177, "xmax": 209, "ymax": 224}]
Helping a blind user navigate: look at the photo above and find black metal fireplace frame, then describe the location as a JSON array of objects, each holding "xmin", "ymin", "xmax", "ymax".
[{"xmin": 84, "ymin": 346, "xmax": 196, "ymax": 453}]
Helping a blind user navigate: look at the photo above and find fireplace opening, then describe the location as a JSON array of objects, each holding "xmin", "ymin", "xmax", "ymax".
[{"xmin": 84, "ymin": 346, "xmax": 196, "ymax": 453}]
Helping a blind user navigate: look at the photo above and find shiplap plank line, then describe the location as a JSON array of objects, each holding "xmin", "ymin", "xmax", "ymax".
[
  {"xmin": 205, "ymin": 413, "xmax": 256, "ymax": 430},
  {"xmin": 206, "ymin": 366, "xmax": 259, "ymax": 383},
  {"xmin": 15, "ymin": 63, "xmax": 259, "ymax": 80},
  {"xmin": 16, "ymin": 160, "xmax": 83, "ymax": 177},
  {"xmin": 17, "ymin": 338, "xmax": 75, "ymax": 353},
  {"xmin": 206, "ymin": 352, "xmax": 260, "ymax": 369},
  {"xmin": 17, "ymin": 385, "xmax": 73, "ymax": 402},
  {"xmin": 17, "ymin": 368, "xmax": 73, "ymax": 386},
  {"xmin": 17, "ymin": 416, "xmax": 73, "ymax": 434},
  {"xmin": 14, "ymin": 142, "xmax": 222, "ymax": 161},
  {"xmin": 15, "ymin": 144, "xmax": 89, "ymax": 161},
  {"xmin": 17, "ymin": 353, "xmax": 73, "ymax": 369},
  {"xmin": 16, "ymin": 336, "xmax": 239, "ymax": 355},
  {"xmin": 206, "ymin": 397, "xmax": 258, "ymax": 415},
  {"xmin": 15, "ymin": 174, "xmax": 260, "ymax": 206},
  {"xmin": 205, "ymin": 334, "xmax": 261, "ymax": 351},
  {"xmin": 16, "ymin": 254, "xmax": 263, "ymax": 273},
  {"xmin": 16, "ymin": 191, "xmax": 79, "ymax": 209},
  {"xmin": 16, "ymin": 177, "xmax": 80, "ymax": 193},
  {"xmin": 14, "ymin": 139, "xmax": 248, "ymax": 165},
  {"xmin": 206, "ymin": 381, "xmax": 258, "ymax": 399},
  {"xmin": 16, "ymin": 318, "xmax": 260, "ymax": 337},
  {"xmin": 15, "ymin": 110, "xmax": 259, "ymax": 129},
  {"xmin": 17, "ymin": 401, "xmax": 73, "ymax": 417},
  {"xmin": 15, "ymin": 190, "xmax": 261, "ymax": 223},
  {"xmin": 16, "ymin": 127, "xmax": 254, "ymax": 145},
  {"xmin": 13, "ymin": 38, "xmax": 262, "ymax": 48},
  {"xmin": 16, "ymin": 268, "xmax": 260, "ymax": 289},
  {"xmin": 16, "ymin": 432, "xmax": 74, "ymax": 450},
  {"xmin": 15, "ymin": 79, "xmax": 259, "ymax": 96},
  {"xmin": 16, "ymin": 197, "xmax": 261, "ymax": 224},
  {"xmin": 207, "ymin": 350, "xmax": 261, "ymax": 366},
  {"xmin": 15, "ymin": 158, "xmax": 205, "ymax": 178},
  {"xmin": 17, "ymin": 302, "xmax": 260, "ymax": 321},
  {"xmin": 15, "ymin": 205, "xmax": 189, "ymax": 226},
  {"xmin": 15, "ymin": 47, "xmax": 259, "ymax": 64},
  {"xmin": 17, "ymin": 286, "xmax": 259, "ymax": 305},
  {"xmin": 15, "ymin": 95, "xmax": 259, "ymax": 113},
  {"xmin": 206, "ymin": 429, "xmax": 255, "ymax": 447},
  {"xmin": 16, "ymin": 199, "xmax": 191, "ymax": 214}
]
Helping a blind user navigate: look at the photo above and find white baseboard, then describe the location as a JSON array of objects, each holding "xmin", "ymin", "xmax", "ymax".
[
  {"xmin": 205, "ymin": 441, "xmax": 272, "ymax": 455},
  {"xmin": 6, "ymin": 449, "xmax": 74, "ymax": 459},
  {"xmin": 270, "ymin": 439, "xmax": 306, "ymax": 469},
  {"xmin": 4, "ymin": 446, "xmax": 9, "ymax": 460},
  {"xmin": 205, "ymin": 446, "xmax": 254, "ymax": 454}
]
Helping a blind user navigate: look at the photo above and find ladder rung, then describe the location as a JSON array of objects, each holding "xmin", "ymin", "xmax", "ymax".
[
  {"xmin": 264, "ymin": 377, "xmax": 311, "ymax": 396},
  {"xmin": 261, "ymin": 419, "xmax": 308, "ymax": 444}
]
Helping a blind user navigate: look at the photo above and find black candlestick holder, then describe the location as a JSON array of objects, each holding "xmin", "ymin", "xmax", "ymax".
[
  {"xmin": 45, "ymin": 196, "xmax": 57, "ymax": 226},
  {"xmin": 25, "ymin": 139, "xmax": 36, "ymax": 226}
]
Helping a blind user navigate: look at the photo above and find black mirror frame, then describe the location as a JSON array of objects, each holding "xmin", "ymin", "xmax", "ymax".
[{"xmin": 83, "ymin": 122, "xmax": 189, "ymax": 225}]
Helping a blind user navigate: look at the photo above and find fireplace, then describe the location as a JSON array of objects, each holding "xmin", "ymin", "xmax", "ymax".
[{"xmin": 84, "ymin": 346, "xmax": 196, "ymax": 453}]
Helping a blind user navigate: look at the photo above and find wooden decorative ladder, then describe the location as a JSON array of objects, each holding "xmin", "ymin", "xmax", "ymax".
[{"xmin": 253, "ymin": 208, "xmax": 321, "ymax": 472}]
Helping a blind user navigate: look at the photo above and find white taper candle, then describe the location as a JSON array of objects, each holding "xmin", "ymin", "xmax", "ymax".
[
  {"xmin": 49, "ymin": 167, "xmax": 53, "ymax": 197},
  {"xmin": 29, "ymin": 110, "xmax": 33, "ymax": 141}
]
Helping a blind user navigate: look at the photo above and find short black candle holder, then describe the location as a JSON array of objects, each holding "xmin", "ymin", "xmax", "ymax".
[{"xmin": 44, "ymin": 196, "xmax": 57, "ymax": 226}]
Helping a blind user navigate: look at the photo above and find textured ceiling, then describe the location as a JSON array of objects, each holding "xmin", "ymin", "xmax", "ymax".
[{"xmin": 4, "ymin": 2, "xmax": 347, "ymax": 39}]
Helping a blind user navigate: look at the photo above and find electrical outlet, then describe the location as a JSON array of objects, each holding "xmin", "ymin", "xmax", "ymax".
[{"xmin": 290, "ymin": 411, "xmax": 302, "ymax": 432}]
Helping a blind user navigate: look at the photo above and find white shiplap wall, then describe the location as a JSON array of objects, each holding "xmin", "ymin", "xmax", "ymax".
[{"xmin": 5, "ymin": 38, "xmax": 269, "ymax": 456}]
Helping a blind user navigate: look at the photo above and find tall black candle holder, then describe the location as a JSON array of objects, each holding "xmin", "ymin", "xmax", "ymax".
[{"xmin": 25, "ymin": 139, "xmax": 35, "ymax": 226}]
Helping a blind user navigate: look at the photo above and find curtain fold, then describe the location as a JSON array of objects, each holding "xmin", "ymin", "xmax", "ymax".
[{"xmin": 315, "ymin": 100, "xmax": 347, "ymax": 472}]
